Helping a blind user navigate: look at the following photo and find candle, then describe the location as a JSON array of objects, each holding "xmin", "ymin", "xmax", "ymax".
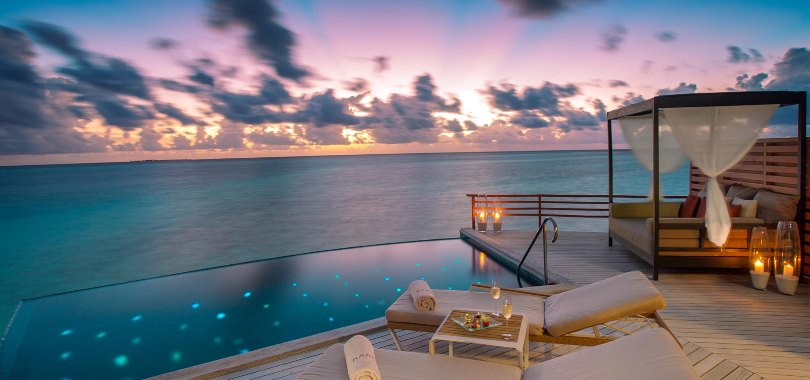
[
  {"xmin": 494, "ymin": 212, "xmax": 501, "ymax": 222},
  {"xmin": 478, "ymin": 211, "xmax": 486, "ymax": 222},
  {"xmin": 783, "ymin": 263, "xmax": 794, "ymax": 277},
  {"xmin": 754, "ymin": 259, "xmax": 764, "ymax": 273}
]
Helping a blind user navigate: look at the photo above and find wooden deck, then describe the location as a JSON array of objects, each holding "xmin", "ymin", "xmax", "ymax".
[{"xmin": 157, "ymin": 230, "xmax": 809, "ymax": 380}]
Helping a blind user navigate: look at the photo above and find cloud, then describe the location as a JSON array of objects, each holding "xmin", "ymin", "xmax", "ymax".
[
  {"xmin": 607, "ymin": 80, "xmax": 628, "ymax": 88},
  {"xmin": 484, "ymin": 82, "xmax": 579, "ymax": 115},
  {"xmin": 0, "ymin": 26, "xmax": 106, "ymax": 154},
  {"xmin": 766, "ymin": 47, "xmax": 810, "ymax": 91},
  {"xmin": 735, "ymin": 73, "xmax": 768, "ymax": 91},
  {"xmin": 211, "ymin": 77, "xmax": 293, "ymax": 124},
  {"xmin": 297, "ymin": 89, "xmax": 359, "ymax": 127},
  {"xmin": 511, "ymin": 111, "xmax": 550, "ymax": 129},
  {"xmin": 372, "ymin": 56, "xmax": 389, "ymax": 73},
  {"xmin": 600, "ymin": 24, "xmax": 626, "ymax": 52},
  {"xmin": 612, "ymin": 92, "xmax": 645, "ymax": 107},
  {"xmin": 25, "ymin": 21, "xmax": 151, "ymax": 99},
  {"xmin": 655, "ymin": 31, "xmax": 677, "ymax": 42},
  {"xmin": 75, "ymin": 91, "xmax": 154, "ymax": 130},
  {"xmin": 208, "ymin": 0, "xmax": 310, "ymax": 81},
  {"xmin": 498, "ymin": 0, "xmax": 601, "ymax": 19},
  {"xmin": 558, "ymin": 109, "xmax": 600, "ymax": 132},
  {"xmin": 189, "ymin": 68, "xmax": 215, "ymax": 86},
  {"xmin": 150, "ymin": 37, "xmax": 177, "ymax": 50},
  {"xmin": 657, "ymin": 82, "xmax": 697, "ymax": 95},
  {"xmin": 155, "ymin": 103, "xmax": 203, "ymax": 125},
  {"xmin": 727, "ymin": 45, "xmax": 765, "ymax": 63},
  {"xmin": 343, "ymin": 78, "xmax": 369, "ymax": 93},
  {"xmin": 160, "ymin": 79, "xmax": 202, "ymax": 94}
]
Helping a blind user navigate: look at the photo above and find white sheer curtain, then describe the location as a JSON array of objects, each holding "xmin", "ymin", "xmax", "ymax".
[
  {"xmin": 618, "ymin": 114, "xmax": 686, "ymax": 199},
  {"xmin": 664, "ymin": 104, "xmax": 778, "ymax": 245}
]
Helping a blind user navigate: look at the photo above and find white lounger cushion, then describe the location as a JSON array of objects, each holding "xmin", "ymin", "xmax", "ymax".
[
  {"xmin": 296, "ymin": 343, "xmax": 522, "ymax": 380},
  {"xmin": 386, "ymin": 290, "xmax": 544, "ymax": 335},
  {"xmin": 523, "ymin": 329, "xmax": 698, "ymax": 380},
  {"xmin": 543, "ymin": 271, "xmax": 665, "ymax": 337}
]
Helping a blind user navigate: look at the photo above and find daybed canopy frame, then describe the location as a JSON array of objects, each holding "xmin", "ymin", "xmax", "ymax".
[{"xmin": 606, "ymin": 91, "xmax": 807, "ymax": 280}]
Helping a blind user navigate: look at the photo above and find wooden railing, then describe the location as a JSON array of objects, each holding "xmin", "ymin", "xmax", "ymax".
[{"xmin": 466, "ymin": 193, "xmax": 686, "ymax": 229}]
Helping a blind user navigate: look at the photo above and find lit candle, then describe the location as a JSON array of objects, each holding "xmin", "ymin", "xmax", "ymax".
[
  {"xmin": 478, "ymin": 211, "xmax": 486, "ymax": 222},
  {"xmin": 783, "ymin": 263, "xmax": 794, "ymax": 277},
  {"xmin": 754, "ymin": 259, "xmax": 764, "ymax": 273},
  {"xmin": 494, "ymin": 212, "xmax": 501, "ymax": 222}
]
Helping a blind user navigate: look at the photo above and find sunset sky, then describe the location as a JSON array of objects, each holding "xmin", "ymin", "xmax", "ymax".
[{"xmin": 0, "ymin": 0, "xmax": 808, "ymax": 165}]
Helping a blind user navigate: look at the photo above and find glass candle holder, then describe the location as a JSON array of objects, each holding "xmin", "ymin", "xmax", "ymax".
[
  {"xmin": 493, "ymin": 202, "xmax": 502, "ymax": 233},
  {"xmin": 748, "ymin": 226, "xmax": 771, "ymax": 290},
  {"xmin": 477, "ymin": 193, "xmax": 488, "ymax": 232},
  {"xmin": 774, "ymin": 221, "xmax": 800, "ymax": 295}
]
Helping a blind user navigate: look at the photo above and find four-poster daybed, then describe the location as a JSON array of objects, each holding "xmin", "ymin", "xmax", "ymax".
[{"xmin": 606, "ymin": 91, "xmax": 807, "ymax": 280}]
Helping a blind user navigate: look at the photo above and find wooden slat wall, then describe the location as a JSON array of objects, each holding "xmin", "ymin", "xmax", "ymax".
[{"xmin": 688, "ymin": 137, "xmax": 808, "ymax": 282}]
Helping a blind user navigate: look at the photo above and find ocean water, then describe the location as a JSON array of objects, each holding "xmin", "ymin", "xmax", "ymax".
[{"xmin": 0, "ymin": 150, "xmax": 688, "ymax": 328}]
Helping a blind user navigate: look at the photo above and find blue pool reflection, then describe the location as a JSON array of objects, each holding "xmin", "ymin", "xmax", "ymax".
[{"xmin": 0, "ymin": 239, "xmax": 533, "ymax": 379}]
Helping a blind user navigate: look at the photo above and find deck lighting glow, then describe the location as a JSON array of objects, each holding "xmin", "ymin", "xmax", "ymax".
[
  {"xmin": 343, "ymin": 281, "xmax": 348, "ymax": 286},
  {"xmin": 95, "ymin": 332, "xmax": 107, "ymax": 339},
  {"xmin": 132, "ymin": 337, "xmax": 141, "ymax": 345},
  {"xmin": 60, "ymin": 352, "xmax": 71, "ymax": 360},
  {"xmin": 179, "ymin": 324, "xmax": 188, "ymax": 330},
  {"xmin": 302, "ymin": 292, "xmax": 308, "ymax": 297},
  {"xmin": 243, "ymin": 291, "xmax": 252, "ymax": 298},
  {"xmin": 114, "ymin": 355, "xmax": 128, "ymax": 367},
  {"xmin": 292, "ymin": 282, "xmax": 298, "ymax": 287},
  {"xmin": 364, "ymin": 304, "xmax": 370, "ymax": 308},
  {"xmin": 60, "ymin": 329, "xmax": 72, "ymax": 336},
  {"xmin": 415, "ymin": 263, "xmax": 421, "ymax": 267},
  {"xmin": 263, "ymin": 304, "xmax": 270, "ymax": 309},
  {"xmin": 384, "ymin": 277, "xmax": 390, "ymax": 281},
  {"xmin": 239, "ymin": 348, "xmax": 249, "ymax": 354},
  {"xmin": 322, "ymin": 302, "xmax": 328, "ymax": 307},
  {"xmin": 334, "ymin": 274, "xmax": 340, "ymax": 279},
  {"xmin": 354, "ymin": 293, "xmax": 360, "ymax": 298},
  {"xmin": 213, "ymin": 337, "xmax": 222, "ymax": 344},
  {"xmin": 273, "ymin": 321, "xmax": 281, "ymax": 327},
  {"xmin": 171, "ymin": 351, "xmax": 182, "ymax": 362},
  {"xmin": 191, "ymin": 303, "xmax": 200, "ymax": 309},
  {"xmin": 131, "ymin": 314, "xmax": 142, "ymax": 322},
  {"xmin": 396, "ymin": 288, "xmax": 402, "ymax": 292},
  {"xmin": 328, "ymin": 317, "xmax": 334, "ymax": 322},
  {"xmin": 216, "ymin": 313, "xmax": 226, "ymax": 319}
]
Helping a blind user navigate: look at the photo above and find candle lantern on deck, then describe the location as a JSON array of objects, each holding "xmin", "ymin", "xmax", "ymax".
[
  {"xmin": 774, "ymin": 221, "xmax": 800, "ymax": 295},
  {"xmin": 493, "ymin": 202, "xmax": 503, "ymax": 233},
  {"xmin": 748, "ymin": 226, "xmax": 771, "ymax": 290},
  {"xmin": 477, "ymin": 193, "xmax": 488, "ymax": 232}
]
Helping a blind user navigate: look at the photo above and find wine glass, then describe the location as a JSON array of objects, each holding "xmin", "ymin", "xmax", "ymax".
[
  {"xmin": 490, "ymin": 280, "xmax": 501, "ymax": 317},
  {"xmin": 501, "ymin": 297, "xmax": 513, "ymax": 340}
]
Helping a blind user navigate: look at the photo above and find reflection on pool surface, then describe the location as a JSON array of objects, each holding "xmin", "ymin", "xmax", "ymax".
[{"xmin": 0, "ymin": 239, "xmax": 533, "ymax": 379}]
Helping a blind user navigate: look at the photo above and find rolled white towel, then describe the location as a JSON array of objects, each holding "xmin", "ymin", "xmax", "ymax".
[
  {"xmin": 408, "ymin": 280, "xmax": 436, "ymax": 311},
  {"xmin": 343, "ymin": 335, "xmax": 381, "ymax": 380}
]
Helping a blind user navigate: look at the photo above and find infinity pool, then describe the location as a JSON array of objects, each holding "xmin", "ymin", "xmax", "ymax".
[{"xmin": 0, "ymin": 239, "xmax": 533, "ymax": 379}]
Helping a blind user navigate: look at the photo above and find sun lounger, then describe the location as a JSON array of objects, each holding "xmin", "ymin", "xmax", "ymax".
[
  {"xmin": 386, "ymin": 271, "xmax": 672, "ymax": 348},
  {"xmin": 296, "ymin": 328, "xmax": 699, "ymax": 380}
]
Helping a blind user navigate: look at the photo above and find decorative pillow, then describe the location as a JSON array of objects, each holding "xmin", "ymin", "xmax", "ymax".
[
  {"xmin": 696, "ymin": 197, "xmax": 707, "ymax": 218},
  {"xmin": 754, "ymin": 190, "xmax": 799, "ymax": 223},
  {"xmin": 726, "ymin": 184, "xmax": 759, "ymax": 200},
  {"xmin": 679, "ymin": 195, "xmax": 700, "ymax": 218},
  {"xmin": 728, "ymin": 203, "xmax": 742, "ymax": 218},
  {"xmin": 731, "ymin": 197, "xmax": 758, "ymax": 218}
]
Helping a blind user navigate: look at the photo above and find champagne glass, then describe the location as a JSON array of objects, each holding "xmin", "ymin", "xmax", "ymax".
[
  {"xmin": 775, "ymin": 221, "xmax": 800, "ymax": 295},
  {"xmin": 501, "ymin": 297, "xmax": 513, "ymax": 340},
  {"xmin": 490, "ymin": 280, "xmax": 501, "ymax": 317}
]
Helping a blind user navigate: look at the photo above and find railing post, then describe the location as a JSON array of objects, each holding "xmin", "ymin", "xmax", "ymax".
[
  {"xmin": 537, "ymin": 195, "xmax": 542, "ymax": 228},
  {"xmin": 471, "ymin": 195, "xmax": 477, "ymax": 229}
]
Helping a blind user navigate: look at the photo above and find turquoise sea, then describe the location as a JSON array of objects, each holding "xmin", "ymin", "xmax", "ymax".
[{"xmin": 0, "ymin": 150, "xmax": 689, "ymax": 328}]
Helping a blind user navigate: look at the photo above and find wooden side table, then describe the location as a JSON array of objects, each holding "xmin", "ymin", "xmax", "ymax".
[{"xmin": 428, "ymin": 309, "xmax": 529, "ymax": 369}]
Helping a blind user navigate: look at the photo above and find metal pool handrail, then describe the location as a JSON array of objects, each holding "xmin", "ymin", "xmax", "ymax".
[{"xmin": 517, "ymin": 217, "xmax": 558, "ymax": 287}]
